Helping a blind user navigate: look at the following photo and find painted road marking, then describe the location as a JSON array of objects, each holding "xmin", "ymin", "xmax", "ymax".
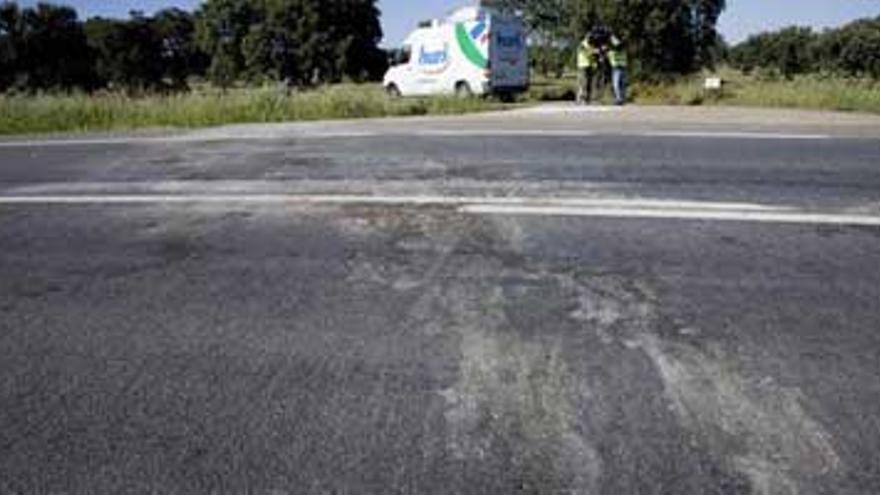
[
  {"xmin": 633, "ymin": 131, "xmax": 830, "ymax": 140},
  {"xmin": 415, "ymin": 130, "xmax": 830, "ymax": 139},
  {"xmin": 459, "ymin": 204, "xmax": 880, "ymax": 226},
  {"xmin": 0, "ymin": 195, "xmax": 786, "ymax": 211},
  {"xmin": 414, "ymin": 129, "xmax": 598, "ymax": 137},
  {"xmin": 0, "ymin": 129, "xmax": 833, "ymax": 148},
  {"xmin": 519, "ymin": 105, "xmax": 622, "ymax": 114},
  {"xmin": 1, "ymin": 194, "xmax": 878, "ymax": 226},
  {"xmin": 0, "ymin": 131, "xmax": 378, "ymax": 148}
]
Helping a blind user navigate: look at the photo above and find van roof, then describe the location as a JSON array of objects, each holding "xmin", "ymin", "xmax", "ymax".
[
  {"xmin": 402, "ymin": 5, "xmax": 507, "ymax": 46},
  {"xmin": 402, "ymin": 27, "xmax": 433, "ymax": 47},
  {"xmin": 447, "ymin": 6, "xmax": 489, "ymax": 23}
]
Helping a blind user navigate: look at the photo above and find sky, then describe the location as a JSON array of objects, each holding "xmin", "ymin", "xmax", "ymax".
[{"xmin": 19, "ymin": 0, "xmax": 880, "ymax": 46}]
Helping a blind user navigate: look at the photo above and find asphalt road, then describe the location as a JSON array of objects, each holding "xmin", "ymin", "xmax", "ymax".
[{"xmin": 2, "ymin": 106, "xmax": 880, "ymax": 494}]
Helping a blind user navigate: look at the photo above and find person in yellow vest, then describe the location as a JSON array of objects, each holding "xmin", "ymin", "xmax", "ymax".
[
  {"xmin": 576, "ymin": 34, "xmax": 599, "ymax": 105},
  {"xmin": 608, "ymin": 35, "xmax": 628, "ymax": 105}
]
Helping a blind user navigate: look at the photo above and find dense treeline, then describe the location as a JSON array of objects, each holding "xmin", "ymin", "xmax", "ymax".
[
  {"xmin": 484, "ymin": 0, "xmax": 727, "ymax": 79},
  {"xmin": 84, "ymin": 9, "xmax": 208, "ymax": 92},
  {"xmin": 730, "ymin": 17, "xmax": 880, "ymax": 79},
  {"xmin": 0, "ymin": 0, "xmax": 386, "ymax": 93},
  {"xmin": 196, "ymin": 0, "xmax": 386, "ymax": 88},
  {"xmin": 1, "ymin": 3, "xmax": 98, "ymax": 91}
]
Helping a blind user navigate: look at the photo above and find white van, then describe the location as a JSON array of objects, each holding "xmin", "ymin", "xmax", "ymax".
[{"xmin": 383, "ymin": 6, "xmax": 529, "ymax": 99}]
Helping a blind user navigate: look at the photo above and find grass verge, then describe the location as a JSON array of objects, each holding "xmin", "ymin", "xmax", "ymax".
[
  {"xmin": 0, "ymin": 84, "xmax": 505, "ymax": 135},
  {"xmin": 527, "ymin": 69, "xmax": 880, "ymax": 114},
  {"xmin": 636, "ymin": 69, "xmax": 880, "ymax": 113}
]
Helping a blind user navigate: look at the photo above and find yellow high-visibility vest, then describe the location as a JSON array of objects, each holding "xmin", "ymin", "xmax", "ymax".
[
  {"xmin": 577, "ymin": 40, "xmax": 597, "ymax": 69},
  {"xmin": 609, "ymin": 48, "xmax": 628, "ymax": 68}
]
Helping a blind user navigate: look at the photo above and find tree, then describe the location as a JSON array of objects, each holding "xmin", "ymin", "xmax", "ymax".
[
  {"xmin": 584, "ymin": 0, "xmax": 726, "ymax": 77},
  {"xmin": 692, "ymin": 0, "xmax": 727, "ymax": 68},
  {"xmin": 730, "ymin": 27, "xmax": 816, "ymax": 78},
  {"xmin": 196, "ymin": 0, "xmax": 386, "ymax": 86},
  {"xmin": 0, "ymin": 2, "xmax": 22, "ymax": 90},
  {"xmin": 729, "ymin": 16, "xmax": 880, "ymax": 80},
  {"xmin": 265, "ymin": 0, "xmax": 321, "ymax": 85},
  {"xmin": 485, "ymin": 0, "xmax": 726, "ymax": 79},
  {"xmin": 241, "ymin": 21, "xmax": 274, "ymax": 81},
  {"xmin": 195, "ymin": 0, "xmax": 261, "ymax": 87},
  {"xmin": 85, "ymin": 13, "xmax": 164, "ymax": 92},
  {"xmin": 319, "ymin": 0, "xmax": 386, "ymax": 82},
  {"xmin": 2, "ymin": 0, "xmax": 390, "ymax": 93},
  {"xmin": 814, "ymin": 17, "xmax": 880, "ymax": 79},
  {"xmin": 8, "ymin": 2, "xmax": 97, "ymax": 91},
  {"xmin": 154, "ymin": 8, "xmax": 205, "ymax": 89},
  {"xmin": 208, "ymin": 43, "xmax": 238, "ymax": 89}
]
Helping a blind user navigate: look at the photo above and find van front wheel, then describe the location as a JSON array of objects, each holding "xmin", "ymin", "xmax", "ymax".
[
  {"xmin": 455, "ymin": 82, "xmax": 473, "ymax": 98},
  {"xmin": 386, "ymin": 84, "xmax": 402, "ymax": 98}
]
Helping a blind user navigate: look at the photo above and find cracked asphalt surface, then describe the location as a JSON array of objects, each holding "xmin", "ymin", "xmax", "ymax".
[{"xmin": 2, "ymin": 106, "xmax": 880, "ymax": 493}]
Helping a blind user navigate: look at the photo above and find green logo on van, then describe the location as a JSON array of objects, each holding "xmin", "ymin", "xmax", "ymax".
[{"xmin": 456, "ymin": 23, "xmax": 488, "ymax": 69}]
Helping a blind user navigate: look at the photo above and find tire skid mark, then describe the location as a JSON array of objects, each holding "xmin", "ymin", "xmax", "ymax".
[
  {"xmin": 340, "ymin": 212, "xmax": 603, "ymax": 492},
  {"xmin": 567, "ymin": 274, "xmax": 841, "ymax": 494},
  {"xmin": 335, "ymin": 210, "xmax": 843, "ymax": 493},
  {"xmin": 438, "ymin": 283, "xmax": 602, "ymax": 493}
]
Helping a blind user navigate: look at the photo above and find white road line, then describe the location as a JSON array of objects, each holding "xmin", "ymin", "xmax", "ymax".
[
  {"xmin": 0, "ymin": 194, "xmax": 786, "ymax": 211},
  {"xmin": 0, "ymin": 129, "xmax": 600, "ymax": 146},
  {"xmin": 413, "ymin": 129, "xmax": 599, "ymax": 137},
  {"xmin": 415, "ymin": 129, "xmax": 831, "ymax": 140},
  {"xmin": 0, "ymin": 194, "xmax": 459, "ymax": 205},
  {"xmin": 1, "ymin": 193, "xmax": 878, "ymax": 226},
  {"xmin": 519, "ymin": 105, "xmax": 622, "ymax": 114},
  {"xmin": 0, "ymin": 136, "xmax": 226, "ymax": 148},
  {"xmin": 634, "ymin": 131, "xmax": 831, "ymax": 140},
  {"xmin": 460, "ymin": 204, "xmax": 880, "ymax": 226},
  {"xmin": 0, "ymin": 132, "xmax": 378, "ymax": 148},
  {"xmin": 0, "ymin": 129, "xmax": 833, "ymax": 148}
]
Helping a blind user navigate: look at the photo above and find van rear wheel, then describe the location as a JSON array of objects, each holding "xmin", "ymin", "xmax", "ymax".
[{"xmin": 455, "ymin": 82, "xmax": 473, "ymax": 98}]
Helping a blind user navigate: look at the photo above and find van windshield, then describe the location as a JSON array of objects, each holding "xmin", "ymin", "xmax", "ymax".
[{"xmin": 398, "ymin": 45, "xmax": 412, "ymax": 65}]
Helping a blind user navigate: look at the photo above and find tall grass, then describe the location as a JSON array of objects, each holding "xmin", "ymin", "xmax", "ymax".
[
  {"xmin": 633, "ymin": 69, "xmax": 880, "ymax": 113},
  {"xmin": 527, "ymin": 68, "xmax": 880, "ymax": 113},
  {"xmin": 728, "ymin": 76, "xmax": 880, "ymax": 113},
  {"xmin": 4, "ymin": 73, "xmax": 877, "ymax": 136},
  {"xmin": 0, "ymin": 84, "xmax": 504, "ymax": 135}
]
